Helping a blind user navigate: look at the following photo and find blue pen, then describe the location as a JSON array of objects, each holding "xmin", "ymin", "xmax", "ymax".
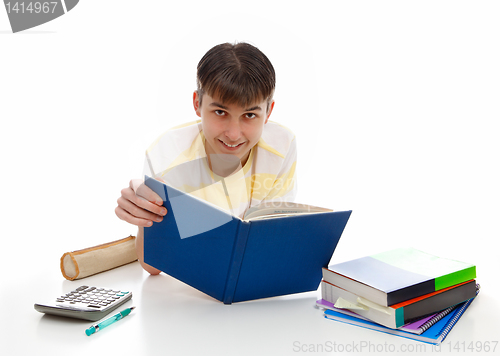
[{"xmin": 85, "ymin": 307, "xmax": 135, "ymax": 336}]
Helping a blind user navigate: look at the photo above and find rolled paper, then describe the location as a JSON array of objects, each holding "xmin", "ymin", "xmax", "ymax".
[{"xmin": 60, "ymin": 236, "xmax": 137, "ymax": 280}]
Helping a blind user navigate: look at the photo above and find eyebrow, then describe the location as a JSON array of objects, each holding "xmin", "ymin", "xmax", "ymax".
[{"xmin": 209, "ymin": 102, "xmax": 263, "ymax": 112}]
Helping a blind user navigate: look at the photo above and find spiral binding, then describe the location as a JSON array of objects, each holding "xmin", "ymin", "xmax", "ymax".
[
  {"xmin": 438, "ymin": 283, "xmax": 480, "ymax": 341},
  {"xmin": 419, "ymin": 305, "xmax": 456, "ymax": 333}
]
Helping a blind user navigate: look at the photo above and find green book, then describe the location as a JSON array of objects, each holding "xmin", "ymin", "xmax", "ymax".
[{"xmin": 323, "ymin": 247, "xmax": 476, "ymax": 306}]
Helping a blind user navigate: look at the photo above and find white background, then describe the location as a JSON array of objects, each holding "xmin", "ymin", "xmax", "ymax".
[{"xmin": 1, "ymin": 1, "xmax": 499, "ymax": 355}]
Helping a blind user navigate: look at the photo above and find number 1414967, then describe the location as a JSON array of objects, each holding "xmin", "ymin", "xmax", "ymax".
[
  {"xmin": 433, "ymin": 341, "xmax": 498, "ymax": 353},
  {"xmin": 5, "ymin": 2, "xmax": 59, "ymax": 14}
]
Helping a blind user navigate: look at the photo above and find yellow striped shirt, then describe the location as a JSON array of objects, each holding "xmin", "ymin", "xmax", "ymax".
[{"xmin": 144, "ymin": 120, "xmax": 297, "ymax": 217}]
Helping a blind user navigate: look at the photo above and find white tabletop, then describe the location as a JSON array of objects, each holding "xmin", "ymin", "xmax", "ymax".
[{"xmin": 2, "ymin": 255, "xmax": 498, "ymax": 356}]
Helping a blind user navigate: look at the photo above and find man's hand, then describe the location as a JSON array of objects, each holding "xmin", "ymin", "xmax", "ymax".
[{"xmin": 115, "ymin": 179, "xmax": 167, "ymax": 227}]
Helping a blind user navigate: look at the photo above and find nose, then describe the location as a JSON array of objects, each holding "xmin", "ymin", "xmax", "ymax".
[{"xmin": 224, "ymin": 119, "xmax": 242, "ymax": 142}]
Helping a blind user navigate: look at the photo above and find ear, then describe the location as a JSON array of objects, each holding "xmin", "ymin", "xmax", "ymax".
[
  {"xmin": 265, "ymin": 100, "xmax": 275, "ymax": 124},
  {"xmin": 193, "ymin": 91, "xmax": 202, "ymax": 117}
]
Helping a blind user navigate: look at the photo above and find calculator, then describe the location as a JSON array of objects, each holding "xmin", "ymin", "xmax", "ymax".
[{"xmin": 34, "ymin": 285, "xmax": 133, "ymax": 321}]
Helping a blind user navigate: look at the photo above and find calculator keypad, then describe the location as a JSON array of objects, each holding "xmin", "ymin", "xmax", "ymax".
[{"xmin": 56, "ymin": 286, "xmax": 130, "ymax": 310}]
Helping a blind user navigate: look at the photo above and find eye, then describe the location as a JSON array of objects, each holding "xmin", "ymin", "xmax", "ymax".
[
  {"xmin": 245, "ymin": 113, "xmax": 257, "ymax": 119},
  {"xmin": 215, "ymin": 110, "xmax": 226, "ymax": 116}
]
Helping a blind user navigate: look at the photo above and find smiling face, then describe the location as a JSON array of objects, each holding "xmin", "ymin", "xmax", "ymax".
[{"xmin": 193, "ymin": 91, "xmax": 274, "ymax": 167}]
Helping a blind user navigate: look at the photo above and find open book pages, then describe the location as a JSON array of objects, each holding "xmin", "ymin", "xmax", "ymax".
[
  {"xmin": 146, "ymin": 176, "xmax": 333, "ymax": 222},
  {"xmin": 243, "ymin": 202, "xmax": 333, "ymax": 221}
]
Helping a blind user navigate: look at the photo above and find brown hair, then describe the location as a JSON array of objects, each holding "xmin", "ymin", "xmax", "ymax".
[{"xmin": 196, "ymin": 42, "xmax": 276, "ymax": 112}]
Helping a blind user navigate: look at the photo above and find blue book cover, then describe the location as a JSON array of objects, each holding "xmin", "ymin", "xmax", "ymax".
[{"xmin": 143, "ymin": 177, "xmax": 352, "ymax": 304}]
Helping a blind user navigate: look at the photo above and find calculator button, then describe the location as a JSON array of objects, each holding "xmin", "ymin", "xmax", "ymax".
[{"xmin": 87, "ymin": 305, "xmax": 101, "ymax": 308}]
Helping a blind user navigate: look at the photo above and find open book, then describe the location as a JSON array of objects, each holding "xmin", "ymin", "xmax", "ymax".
[
  {"xmin": 143, "ymin": 176, "xmax": 352, "ymax": 304},
  {"xmin": 243, "ymin": 201, "xmax": 332, "ymax": 220}
]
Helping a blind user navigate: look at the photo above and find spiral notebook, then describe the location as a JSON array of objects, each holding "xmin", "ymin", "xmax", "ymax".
[
  {"xmin": 323, "ymin": 287, "xmax": 479, "ymax": 345},
  {"xmin": 316, "ymin": 298, "xmax": 457, "ymax": 335},
  {"xmin": 401, "ymin": 305, "xmax": 458, "ymax": 335}
]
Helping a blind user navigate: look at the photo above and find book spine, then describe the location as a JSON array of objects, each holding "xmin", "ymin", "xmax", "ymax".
[{"xmin": 222, "ymin": 220, "xmax": 252, "ymax": 304}]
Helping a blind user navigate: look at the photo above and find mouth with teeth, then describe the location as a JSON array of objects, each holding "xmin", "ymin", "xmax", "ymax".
[{"xmin": 219, "ymin": 139, "xmax": 245, "ymax": 149}]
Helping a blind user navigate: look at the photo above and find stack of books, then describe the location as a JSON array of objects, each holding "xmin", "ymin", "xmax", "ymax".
[{"xmin": 317, "ymin": 247, "xmax": 478, "ymax": 345}]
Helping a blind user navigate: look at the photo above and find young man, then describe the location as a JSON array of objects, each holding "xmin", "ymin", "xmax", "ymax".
[{"xmin": 115, "ymin": 42, "xmax": 297, "ymax": 274}]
